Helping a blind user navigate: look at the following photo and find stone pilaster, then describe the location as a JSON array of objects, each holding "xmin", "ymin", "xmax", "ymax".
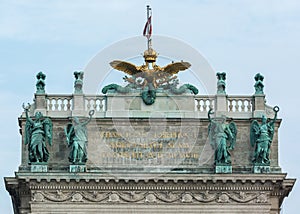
[
  {"xmin": 34, "ymin": 93, "xmax": 47, "ymax": 115},
  {"xmin": 253, "ymin": 94, "xmax": 266, "ymax": 117},
  {"xmin": 72, "ymin": 94, "xmax": 85, "ymax": 116},
  {"xmin": 215, "ymin": 94, "xmax": 227, "ymax": 117}
]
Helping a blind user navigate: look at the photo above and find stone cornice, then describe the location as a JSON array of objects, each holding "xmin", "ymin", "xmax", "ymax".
[
  {"xmin": 5, "ymin": 173, "xmax": 295, "ymax": 208},
  {"xmin": 14, "ymin": 172, "xmax": 290, "ymax": 184}
]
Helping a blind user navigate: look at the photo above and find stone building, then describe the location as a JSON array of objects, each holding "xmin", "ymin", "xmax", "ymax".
[{"xmin": 4, "ymin": 25, "xmax": 295, "ymax": 213}]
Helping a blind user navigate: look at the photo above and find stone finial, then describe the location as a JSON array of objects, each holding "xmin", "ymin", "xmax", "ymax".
[
  {"xmin": 216, "ymin": 72, "xmax": 226, "ymax": 94},
  {"xmin": 36, "ymin": 72, "xmax": 46, "ymax": 94},
  {"xmin": 254, "ymin": 73, "xmax": 264, "ymax": 95},
  {"xmin": 74, "ymin": 71, "xmax": 84, "ymax": 94}
]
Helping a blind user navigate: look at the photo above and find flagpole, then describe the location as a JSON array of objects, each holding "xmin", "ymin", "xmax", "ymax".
[{"xmin": 146, "ymin": 5, "xmax": 151, "ymax": 50}]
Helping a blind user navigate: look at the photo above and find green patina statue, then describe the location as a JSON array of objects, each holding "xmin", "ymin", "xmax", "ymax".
[
  {"xmin": 208, "ymin": 109, "xmax": 237, "ymax": 165},
  {"xmin": 216, "ymin": 72, "xmax": 226, "ymax": 94},
  {"xmin": 74, "ymin": 71, "xmax": 84, "ymax": 94},
  {"xmin": 36, "ymin": 72, "xmax": 46, "ymax": 94},
  {"xmin": 254, "ymin": 73, "xmax": 264, "ymax": 94},
  {"xmin": 23, "ymin": 103, "xmax": 52, "ymax": 163},
  {"xmin": 65, "ymin": 110, "xmax": 94, "ymax": 164},
  {"xmin": 250, "ymin": 106, "xmax": 279, "ymax": 165}
]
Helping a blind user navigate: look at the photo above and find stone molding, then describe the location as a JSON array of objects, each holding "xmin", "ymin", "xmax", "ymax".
[
  {"xmin": 15, "ymin": 172, "xmax": 290, "ymax": 184},
  {"xmin": 5, "ymin": 173, "xmax": 295, "ymax": 213}
]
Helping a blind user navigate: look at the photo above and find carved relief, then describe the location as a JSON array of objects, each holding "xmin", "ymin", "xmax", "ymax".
[
  {"xmin": 108, "ymin": 193, "xmax": 120, "ymax": 203},
  {"xmin": 181, "ymin": 193, "xmax": 193, "ymax": 203},
  {"xmin": 32, "ymin": 192, "xmax": 44, "ymax": 202},
  {"xmin": 256, "ymin": 193, "xmax": 268, "ymax": 203},
  {"xmin": 217, "ymin": 193, "xmax": 230, "ymax": 203},
  {"xmin": 81, "ymin": 191, "xmax": 110, "ymax": 202},
  {"xmin": 31, "ymin": 190, "xmax": 269, "ymax": 204},
  {"xmin": 71, "ymin": 193, "xmax": 83, "ymax": 202},
  {"xmin": 145, "ymin": 193, "xmax": 156, "ymax": 203}
]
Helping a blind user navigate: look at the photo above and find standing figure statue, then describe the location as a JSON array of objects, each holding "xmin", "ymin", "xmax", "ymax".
[
  {"xmin": 208, "ymin": 109, "xmax": 237, "ymax": 165},
  {"xmin": 65, "ymin": 110, "xmax": 94, "ymax": 164},
  {"xmin": 250, "ymin": 106, "xmax": 279, "ymax": 165},
  {"xmin": 23, "ymin": 103, "xmax": 52, "ymax": 163}
]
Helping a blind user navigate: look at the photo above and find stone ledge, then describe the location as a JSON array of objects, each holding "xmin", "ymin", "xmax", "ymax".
[{"xmin": 13, "ymin": 172, "xmax": 291, "ymax": 184}]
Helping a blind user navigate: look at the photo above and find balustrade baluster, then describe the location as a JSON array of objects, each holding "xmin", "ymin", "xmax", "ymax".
[
  {"xmin": 99, "ymin": 98, "xmax": 104, "ymax": 111},
  {"xmin": 247, "ymin": 100, "xmax": 252, "ymax": 112},
  {"xmin": 203, "ymin": 100, "xmax": 207, "ymax": 112},
  {"xmin": 228, "ymin": 100, "xmax": 233, "ymax": 112},
  {"xmin": 61, "ymin": 99, "xmax": 66, "ymax": 111},
  {"xmin": 93, "ymin": 100, "xmax": 97, "ymax": 111},
  {"xmin": 241, "ymin": 100, "xmax": 245, "ymax": 112},
  {"xmin": 67, "ymin": 99, "xmax": 71, "ymax": 110},
  {"xmin": 208, "ymin": 100, "xmax": 213, "ymax": 111},
  {"xmin": 54, "ymin": 98, "xmax": 59, "ymax": 110},
  {"xmin": 48, "ymin": 99, "xmax": 53, "ymax": 111}
]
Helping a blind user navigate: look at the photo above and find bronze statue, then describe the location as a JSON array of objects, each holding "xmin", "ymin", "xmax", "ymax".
[
  {"xmin": 208, "ymin": 109, "xmax": 237, "ymax": 165},
  {"xmin": 250, "ymin": 106, "xmax": 279, "ymax": 165},
  {"xmin": 65, "ymin": 110, "xmax": 94, "ymax": 164},
  {"xmin": 23, "ymin": 103, "xmax": 52, "ymax": 163}
]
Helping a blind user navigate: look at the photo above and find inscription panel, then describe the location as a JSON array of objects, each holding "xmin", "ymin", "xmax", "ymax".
[{"xmin": 88, "ymin": 123, "xmax": 214, "ymax": 169}]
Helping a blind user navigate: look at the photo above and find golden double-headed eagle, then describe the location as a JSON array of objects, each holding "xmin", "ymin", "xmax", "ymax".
[{"xmin": 110, "ymin": 49, "xmax": 191, "ymax": 89}]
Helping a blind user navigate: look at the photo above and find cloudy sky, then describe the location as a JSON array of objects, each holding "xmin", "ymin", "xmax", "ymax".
[{"xmin": 0, "ymin": 0, "xmax": 299, "ymax": 213}]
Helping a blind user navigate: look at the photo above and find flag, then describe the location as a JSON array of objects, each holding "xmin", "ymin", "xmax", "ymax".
[{"xmin": 143, "ymin": 16, "xmax": 152, "ymax": 39}]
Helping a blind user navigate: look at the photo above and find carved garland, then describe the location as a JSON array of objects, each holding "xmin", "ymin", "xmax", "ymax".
[{"xmin": 32, "ymin": 190, "xmax": 268, "ymax": 204}]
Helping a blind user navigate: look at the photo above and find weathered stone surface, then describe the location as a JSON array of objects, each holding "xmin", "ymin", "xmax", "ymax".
[
  {"xmin": 6, "ymin": 93, "xmax": 294, "ymax": 214},
  {"xmin": 17, "ymin": 117, "xmax": 281, "ymax": 174}
]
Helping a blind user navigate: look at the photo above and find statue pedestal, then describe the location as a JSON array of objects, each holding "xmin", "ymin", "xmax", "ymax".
[
  {"xmin": 31, "ymin": 164, "xmax": 48, "ymax": 172},
  {"xmin": 215, "ymin": 164, "xmax": 232, "ymax": 173},
  {"xmin": 253, "ymin": 164, "xmax": 270, "ymax": 173},
  {"xmin": 70, "ymin": 164, "xmax": 86, "ymax": 172}
]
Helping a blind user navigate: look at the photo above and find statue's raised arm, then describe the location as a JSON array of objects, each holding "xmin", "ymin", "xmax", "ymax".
[
  {"xmin": 208, "ymin": 108, "xmax": 214, "ymax": 122},
  {"xmin": 81, "ymin": 110, "xmax": 95, "ymax": 126},
  {"xmin": 23, "ymin": 103, "xmax": 33, "ymax": 147},
  {"xmin": 23, "ymin": 103, "xmax": 33, "ymax": 124},
  {"xmin": 270, "ymin": 106, "xmax": 279, "ymax": 126}
]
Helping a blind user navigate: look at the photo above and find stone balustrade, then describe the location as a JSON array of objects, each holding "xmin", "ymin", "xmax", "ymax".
[
  {"xmin": 30, "ymin": 93, "xmax": 267, "ymax": 119},
  {"xmin": 194, "ymin": 96, "xmax": 215, "ymax": 112},
  {"xmin": 47, "ymin": 95, "xmax": 73, "ymax": 111},
  {"xmin": 85, "ymin": 95, "xmax": 106, "ymax": 112},
  {"xmin": 227, "ymin": 96, "xmax": 253, "ymax": 112}
]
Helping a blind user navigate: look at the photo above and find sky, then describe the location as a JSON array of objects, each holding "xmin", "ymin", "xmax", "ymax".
[{"xmin": 0, "ymin": 0, "xmax": 299, "ymax": 213}]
